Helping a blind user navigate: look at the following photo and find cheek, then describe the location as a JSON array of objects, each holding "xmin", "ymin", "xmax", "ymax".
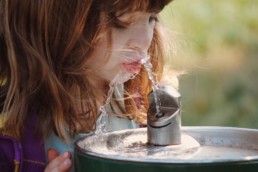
[
  {"xmin": 89, "ymin": 40, "xmax": 108, "ymax": 67},
  {"xmin": 112, "ymin": 29, "xmax": 128, "ymax": 49},
  {"xmin": 108, "ymin": 47, "xmax": 125, "ymax": 65}
]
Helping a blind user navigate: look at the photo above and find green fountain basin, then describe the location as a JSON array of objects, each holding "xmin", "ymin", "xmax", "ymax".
[{"xmin": 74, "ymin": 126, "xmax": 258, "ymax": 172}]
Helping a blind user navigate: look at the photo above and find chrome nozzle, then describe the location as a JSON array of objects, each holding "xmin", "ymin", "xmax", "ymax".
[{"xmin": 147, "ymin": 85, "xmax": 181, "ymax": 146}]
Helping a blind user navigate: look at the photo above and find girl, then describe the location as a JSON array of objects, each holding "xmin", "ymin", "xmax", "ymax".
[{"xmin": 0, "ymin": 0, "xmax": 173, "ymax": 171}]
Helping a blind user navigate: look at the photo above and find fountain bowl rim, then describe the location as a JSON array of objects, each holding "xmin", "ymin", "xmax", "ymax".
[{"xmin": 74, "ymin": 126, "xmax": 258, "ymax": 164}]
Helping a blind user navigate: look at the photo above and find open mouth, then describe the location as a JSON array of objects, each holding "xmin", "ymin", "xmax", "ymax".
[{"xmin": 122, "ymin": 60, "xmax": 142, "ymax": 74}]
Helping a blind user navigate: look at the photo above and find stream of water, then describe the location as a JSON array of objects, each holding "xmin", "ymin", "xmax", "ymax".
[
  {"xmin": 141, "ymin": 55, "xmax": 162, "ymax": 118},
  {"xmin": 95, "ymin": 70, "xmax": 138, "ymax": 134},
  {"xmin": 95, "ymin": 55, "xmax": 162, "ymax": 134},
  {"xmin": 95, "ymin": 77, "xmax": 118, "ymax": 134}
]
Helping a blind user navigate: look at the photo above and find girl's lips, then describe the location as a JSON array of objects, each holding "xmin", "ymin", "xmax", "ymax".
[{"xmin": 122, "ymin": 60, "xmax": 142, "ymax": 74}]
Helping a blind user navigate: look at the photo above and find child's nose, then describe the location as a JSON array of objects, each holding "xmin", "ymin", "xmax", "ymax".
[{"xmin": 129, "ymin": 24, "xmax": 154, "ymax": 52}]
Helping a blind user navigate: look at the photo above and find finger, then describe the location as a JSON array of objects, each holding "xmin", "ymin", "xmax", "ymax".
[
  {"xmin": 46, "ymin": 157, "xmax": 72, "ymax": 172},
  {"xmin": 47, "ymin": 149, "xmax": 59, "ymax": 162},
  {"xmin": 45, "ymin": 152, "xmax": 72, "ymax": 171},
  {"xmin": 57, "ymin": 158, "xmax": 72, "ymax": 172}
]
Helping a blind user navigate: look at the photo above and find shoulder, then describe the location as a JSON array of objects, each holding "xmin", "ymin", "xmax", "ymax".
[{"xmin": 107, "ymin": 115, "xmax": 139, "ymax": 131}]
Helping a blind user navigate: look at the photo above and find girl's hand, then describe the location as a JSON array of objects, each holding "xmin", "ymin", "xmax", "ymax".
[{"xmin": 44, "ymin": 149, "xmax": 72, "ymax": 172}]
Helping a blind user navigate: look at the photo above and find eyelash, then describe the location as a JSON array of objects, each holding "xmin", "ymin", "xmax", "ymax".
[{"xmin": 114, "ymin": 15, "xmax": 159, "ymax": 29}]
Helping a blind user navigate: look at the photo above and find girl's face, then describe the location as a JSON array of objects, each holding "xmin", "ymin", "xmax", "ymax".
[{"xmin": 88, "ymin": 12, "xmax": 158, "ymax": 84}]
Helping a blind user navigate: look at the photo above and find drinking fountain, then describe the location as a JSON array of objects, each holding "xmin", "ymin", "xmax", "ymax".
[{"xmin": 74, "ymin": 85, "xmax": 258, "ymax": 172}]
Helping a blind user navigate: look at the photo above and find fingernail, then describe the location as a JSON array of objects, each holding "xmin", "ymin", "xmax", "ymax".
[{"xmin": 63, "ymin": 159, "xmax": 71, "ymax": 166}]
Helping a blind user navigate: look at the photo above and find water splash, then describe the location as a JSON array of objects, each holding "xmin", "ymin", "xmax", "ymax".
[
  {"xmin": 95, "ymin": 78, "xmax": 118, "ymax": 134},
  {"xmin": 141, "ymin": 55, "xmax": 163, "ymax": 118},
  {"xmin": 95, "ymin": 70, "xmax": 138, "ymax": 134},
  {"xmin": 95, "ymin": 55, "xmax": 163, "ymax": 134}
]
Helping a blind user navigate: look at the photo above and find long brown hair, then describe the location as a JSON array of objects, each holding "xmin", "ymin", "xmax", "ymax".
[{"xmin": 0, "ymin": 0, "xmax": 172, "ymax": 141}]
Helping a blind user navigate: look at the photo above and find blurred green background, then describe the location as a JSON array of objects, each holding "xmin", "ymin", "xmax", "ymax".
[{"xmin": 161, "ymin": 0, "xmax": 258, "ymax": 128}]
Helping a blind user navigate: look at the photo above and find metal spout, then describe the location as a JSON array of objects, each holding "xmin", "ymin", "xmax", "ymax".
[{"xmin": 147, "ymin": 85, "xmax": 181, "ymax": 145}]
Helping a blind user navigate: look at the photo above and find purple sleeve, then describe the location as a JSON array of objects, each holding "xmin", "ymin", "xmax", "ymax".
[
  {"xmin": 0, "ymin": 111, "xmax": 46, "ymax": 172},
  {"xmin": 0, "ymin": 146, "xmax": 12, "ymax": 172},
  {"xmin": 21, "ymin": 112, "xmax": 46, "ymax": 172},
  {"xmin": 0, "ymin": 135, "xmax": 23, "ymax": 172}
]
